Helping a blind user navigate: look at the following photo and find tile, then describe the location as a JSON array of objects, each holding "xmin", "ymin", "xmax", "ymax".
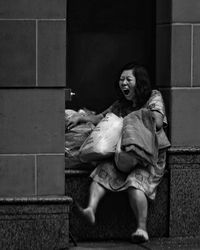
[
  {"xmin": 170, "ymin": 169, "xmax": 200, "ymax": 236},
  {"xmin": 156, "ymin": 0, "xmax": 171, "ymax": 24},
  {"xmin": 172, "ymin": 0, "xmax": 200, "ymax": 23},
  {"xmin": 156, "ymin": 26, "xmax": 171, "ymax": 87},
  {"xmin": 38, "ymin": 21, "xmax": 66, "ymax": 87},
  {"xmin": 37, "ymin": 155, "xmax": 65, "ymax": 195},
  {"xmin": 0, "ymin": 89, "xmax": 65, "ymax": 154},
  {"xmin": 0, "ymin": 21, "xmax": 35, "ymax": 87},
  {"xmin": 0, "ymin": 156, "xmax": 35, "ymax": 197},
  {"xmin": 170, "ymin": 89, "xmax": 200, "ymax": 146},
  {"xmin": 171, "ymin": 25, "xmax": 191, "ymax": 87},
  {"xmin": 0, "ymin": 0, "xmax": 66, "ymax": 19},
  {"xmin": 193, "ymin": 26, "xmax": 200, "ymax": 86}
]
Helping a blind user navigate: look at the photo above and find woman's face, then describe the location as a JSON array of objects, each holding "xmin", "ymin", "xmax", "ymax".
[{"xmin": 119, "ymin": 69, "xmax": 136, "ymax": 101}]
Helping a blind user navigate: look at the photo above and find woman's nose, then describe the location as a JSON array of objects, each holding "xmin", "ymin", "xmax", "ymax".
[{"xmin": 121, "ymin": 79, "xmax": 128, "ymax": 85}]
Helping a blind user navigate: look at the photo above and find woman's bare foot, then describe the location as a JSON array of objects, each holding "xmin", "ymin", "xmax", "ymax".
[
  {"xmin": 131, "ymin": 228, "xmax": 149, "ymax": 243},
  {"xmin": 75, "ymin": 202, "xmax": 95, "ymax": 225},
  {"xmin": 82, "ymin": 207, "xmax": 95, "ymax": 224}
]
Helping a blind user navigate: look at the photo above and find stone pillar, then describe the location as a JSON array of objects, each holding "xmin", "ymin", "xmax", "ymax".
[
  {"xmin": 157, "ymin": 0, "xmax": 200, "ymax": 237},
  {"xmin": 0, "ymin": 0, "xmax": 66, "ymax": 196}
]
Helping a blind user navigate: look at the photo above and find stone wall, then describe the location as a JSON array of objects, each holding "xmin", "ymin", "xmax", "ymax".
[
  {"xmin": 157, "ymin": 0, "xmax": 200, "ymax": 146},
  {"xmin": 157, "ymin": 0, "xmax": 200, "ymax": 238},
  {"xmin": 0, "ymin": 0, "xmax": 66, "ymax": 196}
]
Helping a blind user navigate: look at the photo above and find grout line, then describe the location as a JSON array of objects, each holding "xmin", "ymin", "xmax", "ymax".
[
  {"xmin": 0, "ymin": 18, "xmax": 65, "ymax": 21},
  {"xmin": 0, "ymin": 153, "xmax": 64, "ymax": 156},
  {"xmin": 158, "ymin": 87, "xmax": 200, "ymax": 90},
  {"xmin": 172, "ymin": 23, "xmax": 195, "ymax": 26},
  {"xmin": 36, "ymin": 19, "xmax": 38, "ymax": 87},
  {"xmin": 34, "ymin": 155, "xmax": 38, "ymax": 196},
  {"xmin": 191, "ymin": 24, "xmax": 194, "ymax": 87},
  {"xmin": 157, "ymin": 86, "xmax": 200, "ymax": 90}
]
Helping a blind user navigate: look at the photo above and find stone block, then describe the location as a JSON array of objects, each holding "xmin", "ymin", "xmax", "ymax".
[
  {"xmin": 168, "ymin": 147, "xmax": 200, "ymax": 165},
  {"xmin": 0, "ymin": 156, "xmax": 35, "ymax": 197},
  {"xmin": 38, "ymin": 21, "xmax": 66, "ymax": 87},
  {"xmin": 156, "ymin": 25, "xmax": 171, "ymax": 87},
  {"xmin": 193, "ymin": 26, "xmax": 200, "ymax": 86},
  {"xmin": 37, "ymin": 155, "xmax": 65, "ymax": 196},
  {"xmin": 170, "ymin": 89, "xmax": 200, "ymax": 146},
  {"xmin": 0, "ymin": 89, "xmax": 65, "ymax": 154},
  {"xmin": 65, "ymin": 169, "xmax": 169, "ymax": 240},
  {"xmin": 0, "ymin": 0, "xmax": 66, "ymax": 19},
  {"xmin": 0, "ymin": 21, "xmax": 35, "ymax": 87},
  {"xmin": 0, "ymin": 196, "xmax": 72, "ymax": 250},
  {"xmin": 172, "ymin": 0, "xmax": 200, "ymax": 23},
  {"xmin": 171, "ymin": 25, "xmax": 191, "ymax": 87},
  {"xmin": 169, "ymin": 161, "xmax": 200, "ymax": 236}
]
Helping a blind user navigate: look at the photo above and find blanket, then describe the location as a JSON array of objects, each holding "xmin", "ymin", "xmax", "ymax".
[{"xmin": 121, "ymin": 108, "xmax": 159, "ymax": 166}]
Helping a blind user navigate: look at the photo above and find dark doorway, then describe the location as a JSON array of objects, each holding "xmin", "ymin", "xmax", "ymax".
[{"xmin": 66, "ymin": 0, "xmax": 155, "ymax": 113}]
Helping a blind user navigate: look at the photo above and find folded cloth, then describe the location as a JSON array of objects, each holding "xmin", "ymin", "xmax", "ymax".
[
  {"xmin": 156, "ymin": 127, "xmax": 171, "ymax": 150},
  {"xmin": 121, "ymin": 108, "xmax": 159, "ymax": 166}
]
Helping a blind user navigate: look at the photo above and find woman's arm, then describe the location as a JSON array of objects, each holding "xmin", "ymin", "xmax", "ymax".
[
  {"xmin": 66, "ymin": 113, "xmax": 104, "ymax": 130},
  {"xmin": 151, "ymin": 111, "xmax": 164, "ymax": 131},
  {"xmin": 79, "ymin": 113, "xmax": 104, "ymax": 125}
]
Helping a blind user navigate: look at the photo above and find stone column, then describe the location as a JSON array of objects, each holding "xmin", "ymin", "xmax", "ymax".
[
  {"xmin": 0, "ymin": 0, "xmax": 66, "ymax": 196},
  {"xmin": 157, "ymin": 0, "xmax": 200, "ymax": 237}
]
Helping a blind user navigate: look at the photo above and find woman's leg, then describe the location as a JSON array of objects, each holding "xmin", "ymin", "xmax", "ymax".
[
  {"xmin": 81, "ymin": 181, "xmax": 106, "ymax": 224},
  {"xmin": 128, "ymin": 187, "xmax": 149, "ymax": 242}
]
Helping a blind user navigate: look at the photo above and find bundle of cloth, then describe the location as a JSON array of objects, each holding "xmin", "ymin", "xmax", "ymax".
[{"xmin": 115, "ymin": 108, "xmax": 170, "ymax": 173}]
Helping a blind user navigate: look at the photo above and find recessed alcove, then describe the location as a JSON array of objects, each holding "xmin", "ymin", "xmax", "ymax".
[{"xmin": 66, "ymin": 0, "xmax": 155, "ymax": 112}]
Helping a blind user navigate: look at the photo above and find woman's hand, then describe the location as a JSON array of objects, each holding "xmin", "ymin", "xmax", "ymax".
[
  {"xmin": 66, "ymin": 113, "xmax": 104, "ymax": 130},
  {"xmin": 66, "ymin": 114, "xmax": 82, "ymax": 130}
]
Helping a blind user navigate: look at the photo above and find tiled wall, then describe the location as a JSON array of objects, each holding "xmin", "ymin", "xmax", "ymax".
[
  {"xmin": 0, "ymin": 0, "xmax": 66, "ymax": 196},
  {"xmin": 156, "ymin": 0, "xmax": 200, "ymax": 146}
]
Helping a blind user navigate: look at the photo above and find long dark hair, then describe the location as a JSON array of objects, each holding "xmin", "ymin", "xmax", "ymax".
[{"xmin": 115, "ymin": 62, "xmax": 152, "ymax": 108}]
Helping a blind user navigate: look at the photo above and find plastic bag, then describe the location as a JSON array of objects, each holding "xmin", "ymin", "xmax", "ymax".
[
  {"xmin": 79, "ymin": 113, "xmax": 123, "ymax": 162},
  {"xmin": 65, "ymin": 109, "xmax": 95, "ymax": 168}
]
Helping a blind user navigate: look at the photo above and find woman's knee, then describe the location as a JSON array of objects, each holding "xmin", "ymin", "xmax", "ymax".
[
  {"xmin": 127, "ymin": 187, "xmax": 147, "ymax": 201},
  {"xmin": 90, "ymin": 181, "xmax": 106, "ymax": 196}
]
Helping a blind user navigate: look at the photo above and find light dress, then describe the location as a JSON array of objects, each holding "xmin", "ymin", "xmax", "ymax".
[{"xmin": 90, "ymin": 90, "xmax": 169, "ymax": 200}]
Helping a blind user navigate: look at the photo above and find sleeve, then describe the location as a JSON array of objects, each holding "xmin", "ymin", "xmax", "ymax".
[
  {"xmin": 101, "ymin": 100, "xmax": 120, "ymax": 117},
  {"xmin": 147, "ymin": 90, "xmax": 168, "ymax": 126}
]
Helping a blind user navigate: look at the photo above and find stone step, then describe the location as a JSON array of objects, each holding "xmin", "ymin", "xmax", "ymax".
[
  {"xmin": 69, "ymin": 237, "xmax": 200, "ymax": 250},
  {"xmin": 0, "ymin": 196, "xmax": 72, "ymax": 250}
]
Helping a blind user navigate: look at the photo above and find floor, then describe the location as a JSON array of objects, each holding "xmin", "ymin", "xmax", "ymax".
[{"xmin": 69, "ymin": 237, "xmax": 200, "ymax": 250}]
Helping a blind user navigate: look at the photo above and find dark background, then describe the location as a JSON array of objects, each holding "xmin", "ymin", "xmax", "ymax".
[{"xmin": 66, "ymin": 0, "xmax": 155, "ymax": 113}]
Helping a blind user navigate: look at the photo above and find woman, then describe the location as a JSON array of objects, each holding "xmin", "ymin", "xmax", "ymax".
[{"xmin": 67, "ymin": 62, "xmax": 170, "ymax": 243}]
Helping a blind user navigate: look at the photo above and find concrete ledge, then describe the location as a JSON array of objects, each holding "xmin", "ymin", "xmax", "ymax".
[
  {"xmin": 0, "ymin": 196, "xmax": 72, "ymax": 250},
  {"xmin": 167, "ymin": 147, "xmax": 200, "ymax": 237}
]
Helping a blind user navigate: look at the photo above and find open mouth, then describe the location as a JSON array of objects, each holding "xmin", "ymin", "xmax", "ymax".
[{"xmin": 123, "ymin": 89, "xmax": 130, "ymax": 96}]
